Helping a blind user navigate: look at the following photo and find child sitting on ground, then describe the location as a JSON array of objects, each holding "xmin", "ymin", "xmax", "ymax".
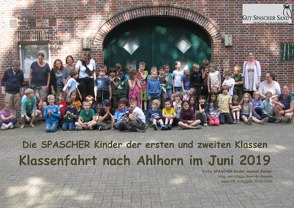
[
  {"xmin": 178, "ymin": 100, "xmax": 201, "ymax": 129},
  {"xmin": 173, "ymin": 92, "xmax": 182, "ymax": 121},
  {"xmin": 147, "ymin": 99, "xmax": 167, "ymax": 130},
  {"xmin": 251, "ymin": 91, "xmax": 264, "ymax": 120},
  {"xmin": 114, "ymin": 100, "xmax": 129, "ymax": 131},
  {"xmin": 127, "ymin": 99, "xmax": 149, "ymax": 132},
  {"xmin": 75, "ymin": 101, "xmax": 97, "ymax": 130},
  {"xmin": 62, "ymin": 98, "xmax": 78, "ymax": 131},
  {"xmin": 230, "ymin": 95, "xmax": 241, "ymax": 124},
  {"xmin": 44, "ymin": 94, "xmax": 61, "ymax": 132},
  {"xmin": 0, "ymin": 102, "xmax": 17, "ymax": 130},
  {"xmin": 240, "ymin": 93, "xmax": 268, "ymax": 125},
  {"xmin": 162, "ymin": 99, "xmax": 176, "ymax": 130},
  {"xmin": 97, "ymin": 99, "xmax": 115, "ymax": 131},
  {"xmin": 261, "ymin": 91, "xmax": 275, "ymax": 123}
]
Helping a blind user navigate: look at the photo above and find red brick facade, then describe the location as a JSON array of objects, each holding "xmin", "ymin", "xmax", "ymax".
[{"xmin": 0, "ymin": 1, "xmax": 293, "ymax": 104}]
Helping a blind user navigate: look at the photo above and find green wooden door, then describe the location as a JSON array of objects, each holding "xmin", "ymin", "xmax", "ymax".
[{"xmin": 103, "ymin": 17, "xmax": 211, "ymax": 71}]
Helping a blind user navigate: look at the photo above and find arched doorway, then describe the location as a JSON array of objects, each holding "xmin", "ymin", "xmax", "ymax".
[{"xmin": 103, "ymin": 17, "xmax": 211, "ymax": 70}]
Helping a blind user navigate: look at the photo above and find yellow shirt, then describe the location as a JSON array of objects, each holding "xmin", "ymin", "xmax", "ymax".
[
  {"xmin": 162, "ymin": 107, "xmax": 175, "ymax": 116},
  {"xmin": 217, "ymin": 94, "xmax": 232, "ymax": 113}
]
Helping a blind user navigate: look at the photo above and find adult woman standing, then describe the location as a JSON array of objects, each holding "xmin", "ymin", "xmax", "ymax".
[
  {"xmin": 75, "ymin": 52, "xmax": 95, "ymax": 101},
  {"xmin": 243, "ymin": 52, "xmax": 261, "ymax": 96},
  {"xmin": 63, "ymin": 55, "xmax": 75, "ymax": 85},
  {"xmin": 29, "ymin": 52, "xmax": 51, "ymax": 101},
  {"xmin": 50, "ymin": 59, "xmax": 65, "ymax": 97},
  {"xmin": 258, "ymin": 72, "xmax": 281, "ymax": 99}
]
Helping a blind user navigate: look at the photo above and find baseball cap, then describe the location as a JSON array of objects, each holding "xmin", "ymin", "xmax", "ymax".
[{"xmin": 103, "ymin": 99, "xmax": 111, "ymax": 105}]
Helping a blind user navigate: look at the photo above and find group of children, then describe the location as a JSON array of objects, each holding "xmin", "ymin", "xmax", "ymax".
[{"xmin": 0, "ymin": 60, "xmax": 292, "ymax": 131}]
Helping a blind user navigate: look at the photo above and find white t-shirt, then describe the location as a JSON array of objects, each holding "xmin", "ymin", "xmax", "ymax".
[
  {"xmin": 259, "ymin": 81, "xmax": 281, "ymax": 96},
  {"xmin": 75, "ymin": 60, "xmax": 94, "ymax": 79},
  {"xmin": 173, "ymin": 70, "xmax": 184, "ymax": 87},
  {"xmin": 209, "ymin": 71, "xmax": 220, "ymax": 88},
  {"xmin": 223, "ymin": 78, "xmax": 235, "ymax": 96},
  {"xmin": 132, "ymin": 107, "xmax": 146, "ymax": 123}
]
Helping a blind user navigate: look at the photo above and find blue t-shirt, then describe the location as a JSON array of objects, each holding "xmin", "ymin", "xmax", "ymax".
[
  {"xmin": 278, "ymin": 94, "xmax": 294, "ymax": 110},
  {"xmin": 44, "ymin": 105, "xmax": 60, "ymax": 124},
  {"xmin": 181, "ymin": 75, "xmax": 190, "ymax": 90},
  {"xmin": 30, "ymin": 61, "xmax": 51, "ymax": 86},
  {"xmin": 146, "ymin": 109, "xmax": 162, "ymax": 122},
  {"xmin": 95, "ymin": 77, "xmax": 110, "ymax": 91},
  {"xmin": 64, "ymin": 106, "xmax": 78, "ymax": 122},
  {"xmin": 114, "ymin": 108, "xmax": 129, "ymax": 126}
]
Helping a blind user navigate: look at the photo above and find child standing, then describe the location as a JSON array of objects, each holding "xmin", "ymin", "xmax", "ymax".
[
  {"xmin": 63, "ymin": 69, "xmax": 81, "ymax": 99},
  {"xmin": 108, "ymin": 68, "xmax": 118, "ymax": 110},
  {"xmin": 207, "ymin": 63, "xmax": 221, "ymax": 93},
  {"xmin": 190, "ymin": 63, "xmax": 203, "ymax": 100},
  {"xmin": 147, "ymin": 69, "xmax": 162, "ymax": 109},
  {"xmin": 21, "ymin": 88, "xmax": 37, "ymax": 128},
  {"xmin": 230, "ymin": 95, "xmax": 241, "ymax": 124},
  {"xmin": 181, "ymin": 69, "xmax": 191, "ymax": 95},
  {"xmin": 62, "ymin": 98, "xmax": 78, "ymax": 131},
  {"xmin": 162, "ymin": 99, "xmax": 176, "ymax": 130},
  {"xmin": 217, "ymin": 86, "xmax": 233, "ymax": 124},
  {"xmin": 147, "ymin": 99, "xmax": 167, "ymax": 130},
  {"xmin": 178, "ymin": 100, "xmax": 201, "ymax": 129},
  {"xmin": 173, "ymin": 92, "xmax": 182, "ymax": 120},
  {"xmin": 128, "ymin": 70, "xmax": 142, "ymax": 108},
  {"xmin": 0, "ymin": 102, "xmax": 17, "ymax": 130},
  {"xmin": 173, "ymin": 61, "xmax": 183, "ymax": 93},
  {"xmin": 117, "ymin": 71, "xmax": 129, "ymax": 102},
  {"xmin": 222, "ymin": 72, "xmax": 235, "ymax": 96},
  {"xmin": 137, "ymin": 62, "xmax": 148, "ymax": 112},
  {"xmin": 232, "ymin": 65, "xmax": 244, "ymax": 99},
  {"xmin": 196, "ymin": 95, "xmax": 207, "ymax": 126},
  {"xmin": 44, "ymin": 94, "xmax": 60, "ymax": 132},
  {"xmin": 164, "ymin": 64, "xmax": 173, "ymax": 100},
  {"xmin": 95, "ymin": 68, "xmax": 112, "ymax": 108},
  {"xmin": 75, "ymin": 101, "xmax": 96, "ymax": 130},
  {"xmin": 158, "ymin": 66, "xmax": 168, "ymax": 108},
  {"xmin": 206, "ymin": 92, "xmax": 220, "ymax": 126},
  {"xmin": 70, "ymin": 90, "xmax": 82, "ymax": 112}
]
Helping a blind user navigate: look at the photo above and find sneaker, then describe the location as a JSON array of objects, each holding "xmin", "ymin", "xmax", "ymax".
[
  {"xmin": 152, "ymin": 123, "xmax": 158, "ymax": 131},
  {"xmin": 75, "ymin": 126, "xmax": 82, "ymax": 131},
  {"xmin": 287, "ymin": 117, "xmax": 293, "ymax": 123},
  {"xmin": 203, "ymin": 122, "xmax": 207, "ymax": 126},
  {"xmin": 236, "ymin": 119, "xmax": 240, "ymax": 124},
  {"xmin": 233, "ymin": 119, "xmax": 237, "ymax": 124},
  {"xmin": 281, "ymin": 117, "xmax": 289, "ymax": 123},
  {"xmin": 260, "ymin": 117, "xmax": 269, "ymax": 125},
  {"xmin": 193, "ymin": 125, "xmax": 202, "ymax": 129},
  {"xmin": 9, "ymin": 124, "xmax": 14, "ymax": 129},
  {"xmin": 99, "ymin": 126, "xmax": 106, "ymax": 131},
  {"xmin": 167, "ymin": 124, "xmax": 172, "ymax": 130},
  {"xmin": 247, "ymin": 117, "xmax": 252, "ymax": 125},
  {"xmin": 275, "ymin": 118, "xmax": 281, "ymax": 123},
  {"xmin": 161, "ymin": 125, "xmax": 167, "ymax": 130},
  {"xmin": 141, "ymin": 124, "xmax": 149, "ymax": 133},
  {"xmin": 89, "ymin": 126, "xmax": 93, "ymax": 130}
]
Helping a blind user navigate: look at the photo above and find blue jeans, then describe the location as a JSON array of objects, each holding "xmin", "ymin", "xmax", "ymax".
[
  {"xmin": 174, "ymin": 87, "xmax": 182, "ymax": 93},
  {"xmin": 62, "ymin": 121, "xmax": 75, "ymax": 131},
  {"xmin": 46, "ymin": 123, "xmax": 58, "ymax": 132}
]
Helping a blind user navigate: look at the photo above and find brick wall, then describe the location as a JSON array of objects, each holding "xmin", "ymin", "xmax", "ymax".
[{"xmin": 1, "ymin": 0, "xmax": 293, "ymax": 104}]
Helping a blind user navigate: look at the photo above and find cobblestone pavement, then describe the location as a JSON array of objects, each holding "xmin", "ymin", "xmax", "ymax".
[{"xmin": 0, "ymin": 121, "xmax": 293, "ymax": 208}]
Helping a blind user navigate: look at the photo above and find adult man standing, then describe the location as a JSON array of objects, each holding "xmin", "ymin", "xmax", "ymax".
[{"xmin": 1, "ymin": 60, "xmax": 24, "ymax": 113}]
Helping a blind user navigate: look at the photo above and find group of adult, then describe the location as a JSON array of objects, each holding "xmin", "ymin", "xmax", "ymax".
[{"xmin": 1, "ymin": 51, "xmax": 293, "ymax": 121}]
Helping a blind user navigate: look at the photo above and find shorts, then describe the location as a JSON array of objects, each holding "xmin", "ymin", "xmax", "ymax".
[
  {"xmin": 141, "ymin": 90, "xmax": 147, "ymax": 101},
  {"xmin": 241, "ymin": 114, "xmax": 250, "ymax": 120}
]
